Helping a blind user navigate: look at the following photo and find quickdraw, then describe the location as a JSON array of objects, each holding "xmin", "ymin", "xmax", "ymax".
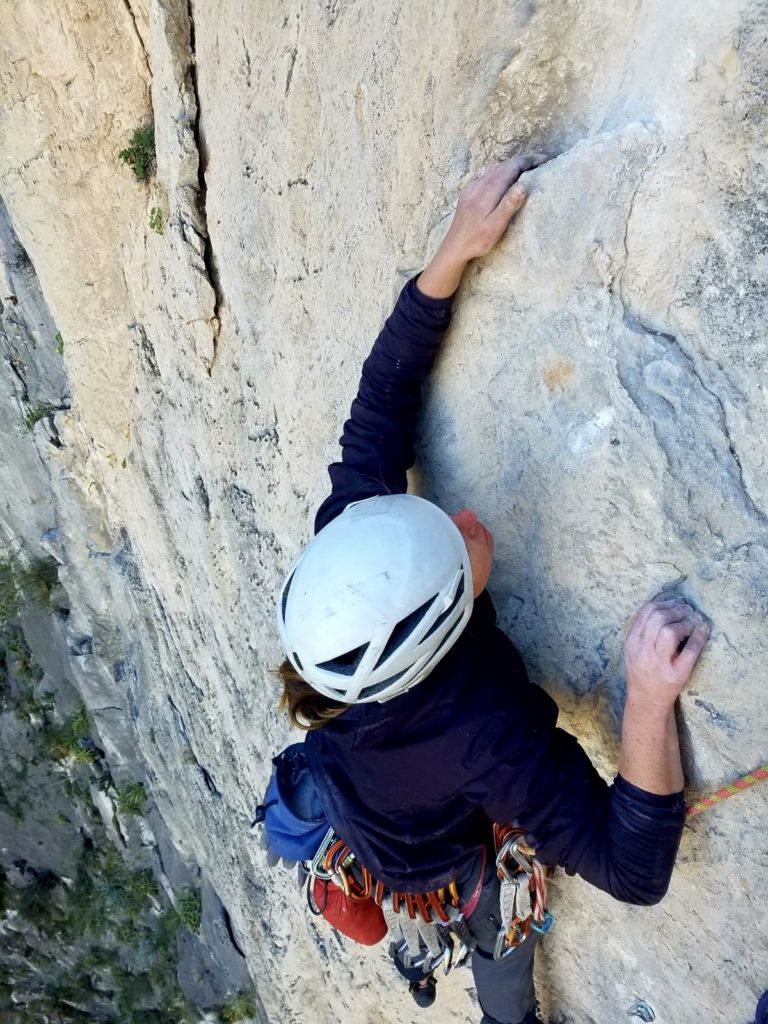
[
  {"xmin": 492, "ymin": 824, "xmax": 553, "ymax": 961},
  {"xmin": 301, "ymin": 826, "xmax": 474, "ymax": 972},
  {"xmin": 296, "ymin": 822, "xmax": 555, "ymax": 968}
]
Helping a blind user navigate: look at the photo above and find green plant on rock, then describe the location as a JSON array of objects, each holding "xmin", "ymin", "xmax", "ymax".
[
  {"xmin": 176, "ymin": 889, "xmax": 201, "ymax": 933},
  {"xmin": 54, "ymin": 331, "xmax": 64, "ymax": 355},
  {"xmin": 125, "ymin": 868, "xmax": 158, "ymax": 906},
  {"xmin": 16, "ymin": 871, "xmax": 65, "ymax": 933},
  {"xmin": 149, "ymin": 205, "xmax": 164, "ymax": 234},
  {"xmin": 13, "ymin": 681, "xmax": 54, "ymax": 720},
  {"xmin": 23, "ymin": 403, "xmax": 58, "ymax": 430},
  {"xmin": 66, "ymin": 846, "xmax": 158, "ymax": 943},
  {"xmin": 152, "ymin": 904, "xmax": 182, "ymax": 954},
  {"xmin": 4, "ymin": 627, "xmax": 44, "ymax": 689},
  {"xmin": 161, "ymin": 989, "xmax": 198, "ymax": 1024},
  {"xmin": 114, "ymin": 969, "xmax": 155, "ymax": 1019},
  {"xmin": 70, "ymin": 743, "xmax": 99, "ymax": 765},
  {"xmin": 16, "ymin": 556, "xmax": 59, "ymax": 610},
  {"xmin": 0, "ymin": 559, "xmax": 17, "ymax": 620},
  {"xmin": 78, "ymin": 945, "xmax": 119, "ymax": 972},
  {"xmin": 69, "ymin": 703, "xmax": 89, "ymax": 736},
  {"xmin": 117, "ymin": 780, "xmax": 147, "ymax": 816},
  {"xmin": 181, "ymin": 744, "xmax": 198, "ymax": 765},
  {"xmin": 43, "ymin": 702, "xmax": 96, "ymax": 762},
  {"xmin": 0, "ymin": 780, "xmax": 26, "ymax": 826},
  {"xmin": 219, "ymin": 991, "xmax": 257, "ymax": 1023},
  {"xmin": 119, "ymin": 124, "xmax": 156, "ymax": 181},
  {"xmin": 0, "ymin": 870, "xmax": 14, "ymax": 915}
]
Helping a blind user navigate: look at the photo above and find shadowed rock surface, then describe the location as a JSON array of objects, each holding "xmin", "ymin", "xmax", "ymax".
[{"xmin": 0, "ymin": 2, "xmax": 766, "ymax": 1022}]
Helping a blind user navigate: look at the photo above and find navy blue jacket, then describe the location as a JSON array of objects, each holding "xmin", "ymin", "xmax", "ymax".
[{"xmin": 305, "ymin": 277, "xmax": 685, "ymax": 901}]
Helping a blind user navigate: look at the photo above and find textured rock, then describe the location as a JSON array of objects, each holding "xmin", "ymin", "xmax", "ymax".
[{"xmin": 1, "ymin": 1, "xmax": 767, "ymax": 1022}]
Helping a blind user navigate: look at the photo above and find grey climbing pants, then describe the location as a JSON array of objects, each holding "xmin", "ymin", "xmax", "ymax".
[{"xmin": 393, "ymin": 849, "xmax": 540, "ymax": 1024}]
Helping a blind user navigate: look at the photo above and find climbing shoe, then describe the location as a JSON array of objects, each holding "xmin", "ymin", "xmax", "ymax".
[
  {"xmin": 756, "ymin": 990, "xmax": 768, "ymax": 1024},
  {"xmin": 408, "ymin": 974, "xmax": 437, "ymax": 1008}
]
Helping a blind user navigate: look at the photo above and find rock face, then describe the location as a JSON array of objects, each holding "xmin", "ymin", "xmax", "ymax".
[{"xmin": 1, "ymin": 1, "xmax": 766, "ymax": 1022}]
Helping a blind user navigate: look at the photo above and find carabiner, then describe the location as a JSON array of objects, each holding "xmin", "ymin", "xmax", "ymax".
[
  {"xmin": 310, "ymin": 827, "xmax": 336, "ymax": 881},
  {"xmin": 530, "ymin": 910, "xmax": 555, "ymax": 935}
]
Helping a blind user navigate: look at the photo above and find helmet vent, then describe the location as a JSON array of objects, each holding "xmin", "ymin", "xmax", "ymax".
[
  {"xmin": 373, "ymin": 595, "xmax": 437, "ymax": 672},
  {"xmin": 430, "ymin": 615, "xmax": 463, "ymax": 661},
  {"xmin": 420, "ymin": 573, "xmax": 465, "ymax": 645},
  {"xmin": 292, "ymin": 652, "xmax": 303, "ymax": 671},
  {"xmin": 317, "ymin": 642, "xmax": 370, "ymax": 676},
  {"xmin": 281, "ymin": 570, "xmax": 296, "ymax": 623},
  {"xmin": 358, "ymin": 669, "xmax": 407, "ymax": 701}
]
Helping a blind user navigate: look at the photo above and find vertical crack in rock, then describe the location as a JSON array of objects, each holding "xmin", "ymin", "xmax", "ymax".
[
  {"xmin": 186, "ymin": 0, "xmax": 223, "ymax": 373},
  {"xmin": 285, "ymin": 46, "xmax": 298, "ymax": 95},
  {"xmin": 131, "ymin": 322, "xmax": 161, "ymax": 379},
  {"xmin": 121, "ymin": 0, "xmax": 152, "ymax": 78},
  {"xmin": 221, "ymin": 906, "xmax": 247, "ymax": 958},
  {"xmin": 1, "ymin": 194, "xmax": 70, "ymax": 446},
  {"xmin": 199, "ymin": 765, "xmax": 221, "ymax": 797}
]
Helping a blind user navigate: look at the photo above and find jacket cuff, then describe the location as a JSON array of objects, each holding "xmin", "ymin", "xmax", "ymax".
[
  {"xmin": 614, "ymin": 773, "xmax": 686, "ymax": 814},
  {"xmin": 410, "ymin": 274, "xmax": 456, "ymax": 317}
]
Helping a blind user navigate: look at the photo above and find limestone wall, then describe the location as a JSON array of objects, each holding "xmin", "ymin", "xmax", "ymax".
[{"xmin": 1, "ymin": 1, "xmax": 766, "ymax": 1021}]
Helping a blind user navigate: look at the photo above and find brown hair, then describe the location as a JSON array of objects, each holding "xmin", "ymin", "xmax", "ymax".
[{"xmin": 276, "ymin": 658, "xmax": 348, "ymax": 731}]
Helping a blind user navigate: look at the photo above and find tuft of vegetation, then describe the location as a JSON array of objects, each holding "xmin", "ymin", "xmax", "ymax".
[
  {"xmin": 182, "ymin": 743, "xmax": 198, "ymax": 766},
  {"xmin": 0, "ymin": 554, "xmax": 59, "ymax": 621},
  {"xmin": 54, "ymin": 331, "xmax": 64, "ymax": 355},
  {"xmin": 16, "ymin": 557, "xmax": 59, "ymax": 611},
  {"xmin": 119, "ymin": 124, "xmax": 156, "ymax": 181},
  {"xmin": 116, "ymin": 780, "xmax": 147, "ymax": 816},
  {"xmin": 66, "ymin": 847, "xmax": 159, "ymax": 941},
  {"xmin": 12, "ymin": 681, "xmax": 54, "ymax": 720},
  {"xmin": 0, "ymin": 779, "xmax": 26, "ymax": 826},
  {"xmin": 4, "ymin": 627, "xmax": 44, "ymax": 688},
  {"xmin": 16, "ymin": 871, "xmax": 63, "ymax": 932},
  {"xmin": 176, "ymin": 889, "xmax": 202, "ymax": 933},
  {"xmin": 152, "ymin": 905, "xmax": 182, "ymax": 953},
  {"xmin": 42, "ymin": 702, "xmax": 98, "ymax": 763},
  {"xmin": 0, "ymin": 560, "xmax": 17, "ymax": 621},
  {"xmin": 149, "ymin": 205, "xmax": 164, "ymax": 234},
  {"xmin": 23, "ymin": 403, "xmax": 58, "ymax": 430},
  {"xmin": 218, "ymin": 991, "xmax": 257, "ymax": 1023}
]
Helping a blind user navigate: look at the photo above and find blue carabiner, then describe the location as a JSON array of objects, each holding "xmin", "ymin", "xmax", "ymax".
[{"xmin": 530, "ymin": 911, "xmax": 554, "ymax": 935}]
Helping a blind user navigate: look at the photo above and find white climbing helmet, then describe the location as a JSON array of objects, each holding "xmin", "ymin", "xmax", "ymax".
[{"xmin": 276, "ymin": 494, "xmax": 474, "ymax": 704}]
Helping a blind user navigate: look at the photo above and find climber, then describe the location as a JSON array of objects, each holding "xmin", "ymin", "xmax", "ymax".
[{"xmin": 275, "ymin": 154, "xmax": 710, "ymax": 1024}]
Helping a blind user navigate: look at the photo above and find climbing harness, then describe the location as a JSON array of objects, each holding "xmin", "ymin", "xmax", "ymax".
[
  {"xmin": 686, "ymin": 762, "xmax": 768, "ymax": 819},
  {"xmin": 310, "ymin": 828, "xmax": 476, "ymax": 972},
  {"xmin": 253, "ymin": 743, "xmax": 554, "ymax": 965},
  {"xmin": 492, "ymin": 824, "xmax": 553, "ymax": 961}
]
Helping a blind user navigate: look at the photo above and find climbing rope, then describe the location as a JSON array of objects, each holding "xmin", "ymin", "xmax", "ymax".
[{"xmin": 686, "ymin": 763, "xmax": 768, "ymax": 819}]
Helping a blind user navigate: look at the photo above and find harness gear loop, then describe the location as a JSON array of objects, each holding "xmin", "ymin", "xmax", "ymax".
[
  {"xmin": 294, "ymin": 821, "xmax": 545, "ymax": 971},
  {"xmin": 492, "ymin": 825, "xmax": 552, "ymax": 960}
]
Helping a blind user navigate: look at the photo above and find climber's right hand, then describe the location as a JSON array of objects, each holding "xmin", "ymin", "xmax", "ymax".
[
  {"xmin": 442, "ymin": 153, "xmax": 548, "ymax": 262},
  {"xmin": 417, "ymin": 154, "xmax": 548, "ymax": 299},
  {"xmin": 624, "ymin": 597, "xmax": 710, "ymax": 710}
]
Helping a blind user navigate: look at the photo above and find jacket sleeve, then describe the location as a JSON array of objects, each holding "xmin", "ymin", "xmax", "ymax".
[
  {"xmin": 314, "ymin": 276, "xmax": 455, "ymax": 534},
  {"xmin": 478, "ymin": 717, "xmax": 686, "ymax": 906}
]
